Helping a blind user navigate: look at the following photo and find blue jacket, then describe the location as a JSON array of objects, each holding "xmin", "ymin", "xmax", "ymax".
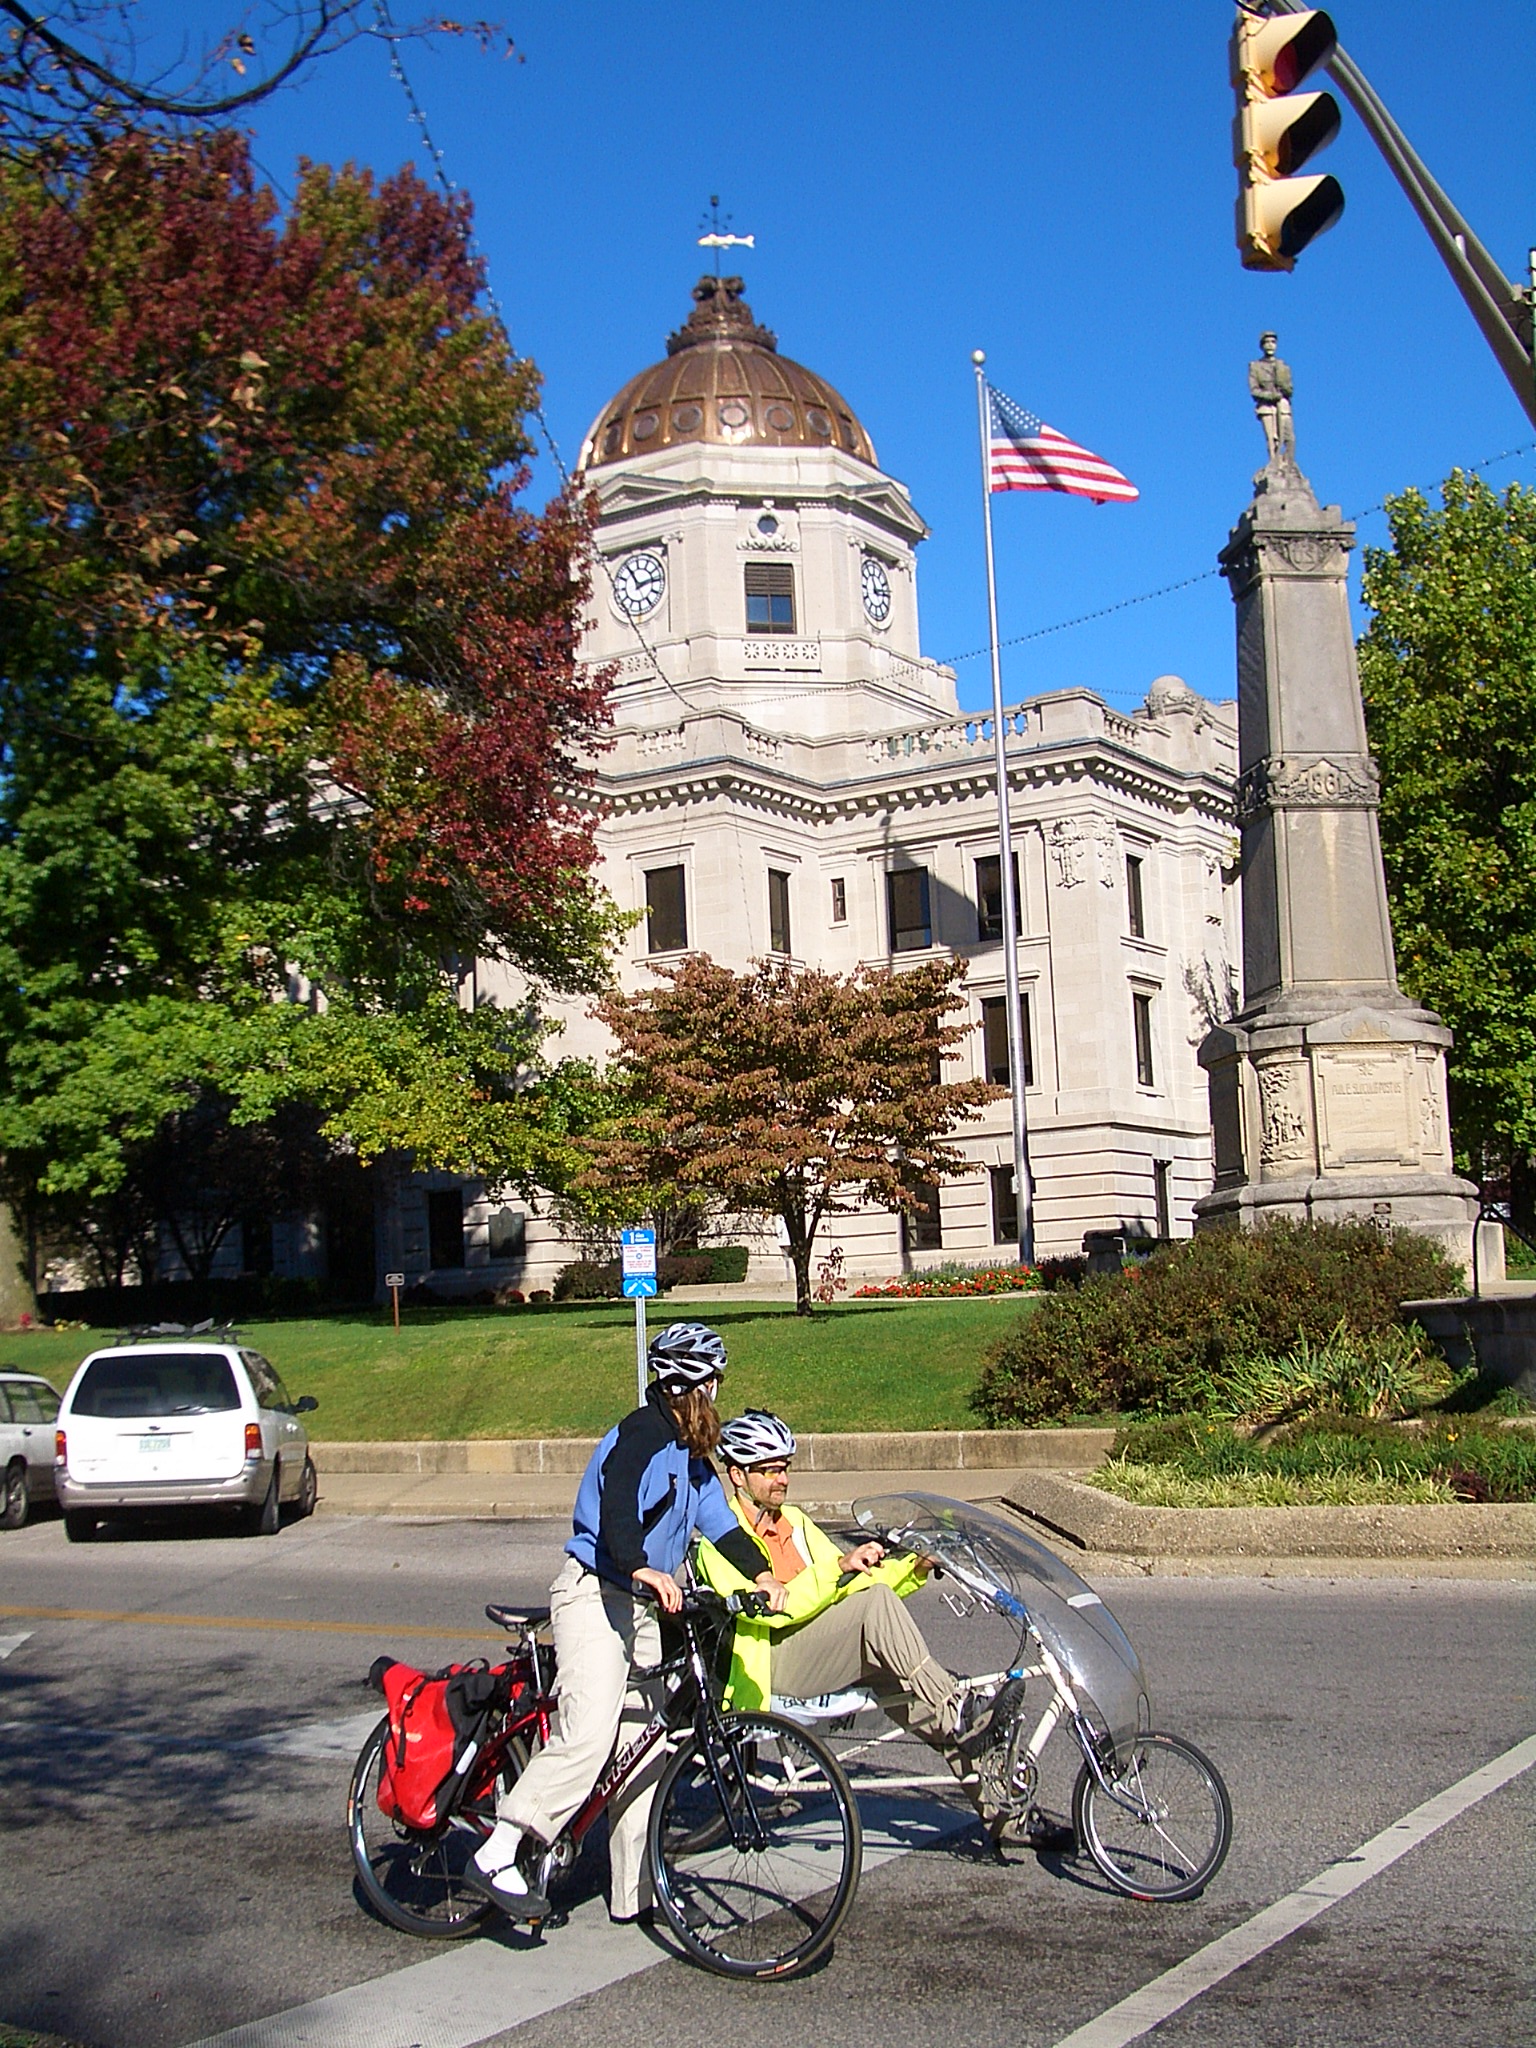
[{"xmin": 566, "ymin": 1385, "xmax": 764, "ymax": 1587}]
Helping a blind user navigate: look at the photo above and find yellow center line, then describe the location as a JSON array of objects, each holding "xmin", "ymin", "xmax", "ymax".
[{"xmin": 0, "ymin": 1603, "xmax": 505, "ymax": 1641}]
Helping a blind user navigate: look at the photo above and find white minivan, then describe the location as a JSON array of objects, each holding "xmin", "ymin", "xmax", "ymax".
[{"xmin": 55, "ymin": 1339, "xmax": 318, "ymax": 1542}]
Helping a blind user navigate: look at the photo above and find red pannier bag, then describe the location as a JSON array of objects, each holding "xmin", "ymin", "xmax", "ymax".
[{"xmin": 368, "ymin": 1655, "xmax": 521, "ymax": 1830}]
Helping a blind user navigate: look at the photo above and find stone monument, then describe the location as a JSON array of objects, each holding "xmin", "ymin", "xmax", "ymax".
[{"xmin": 1194, "ymin": 337, "xmax": 1477, "ymax": 1264}]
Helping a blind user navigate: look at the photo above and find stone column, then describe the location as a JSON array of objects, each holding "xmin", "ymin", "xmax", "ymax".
[{"xmin": 1195, "ymin": 363, "xmax": 1476, "ymax": 1264}]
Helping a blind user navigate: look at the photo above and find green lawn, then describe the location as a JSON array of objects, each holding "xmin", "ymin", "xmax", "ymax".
[{"xmin": 5, "ymin": 1297, "xmax": 1039, "ymax": 1439}]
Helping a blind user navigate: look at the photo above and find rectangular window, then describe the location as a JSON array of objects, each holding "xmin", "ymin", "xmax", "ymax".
[
  {"xmin": 975, "ymin": 852, "xmax": 1023, "ymax": 943},
  {"xmin": 1126, "ymin": 854, "xmax": 1146, "ymax": 940},
  {"xmin": 980, "ymin": 993, "xmax": 1034, "ymax": 1088},
  {"xmin": 767, "ymin": 868, "xmax": 792, "ymax": 955},
  {"xmin": 990, "ymin": 1165, "xmax": 1019, "ymax": 1247},
  {"xmin": 887, "ymin": 868, "xmax": 932, "ymax": 952},
  {"xmin": 901, "ymin": 1181, "xmax": 943, "ymax": 1253},
  {"xmin": 744, "ymin": 561, "xmax": 796, "ymax": 634},
  {"xmin": 829, "ymin": 876, "xmax": 847, "ymax": 925},
  {"xmin": 428, "ymin": 1188, "xmax": 466, "ymax": 1270},
  {"xmin": 1133, "ymin": 991, "xmax": 1156, "ymax": 1088},
  {"xmin": 645, "ymin": 864, "xmax": 688, "ymax": 953},
  {"xmin": 1153, "ymin": 1159, "xmax": 1172, "ymax": 1241}
]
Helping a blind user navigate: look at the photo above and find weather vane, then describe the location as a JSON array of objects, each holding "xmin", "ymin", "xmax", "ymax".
[{"xmin": 697, "ymin": 194, "xmax": 755, "ymax": 276}]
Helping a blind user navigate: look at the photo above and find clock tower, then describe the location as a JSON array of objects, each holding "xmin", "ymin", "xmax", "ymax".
[{"xmin": 578, "ymin": 275, "xmax": 958, "ymax": 739}]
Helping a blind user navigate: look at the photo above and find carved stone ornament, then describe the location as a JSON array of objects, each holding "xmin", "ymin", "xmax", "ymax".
[
  {"xmin": 1238, "ymin": 754, "xmax": 1380, "ymax": 819},
  {"xmin": 1048, "ymin": 817, "xmax": 1119, "ymax": 889},
  {"xmin": 1256, "ymin": 1060, "xmax": 1311, "ymax": 1167},
  {"xmin": 1257, "ymin": 531, "xmax": 1351, "ymax": 576}
]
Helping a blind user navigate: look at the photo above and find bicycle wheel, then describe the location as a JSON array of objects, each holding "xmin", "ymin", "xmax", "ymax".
[
  {"xmin": 1072, "ymin": 1731, "xmax": 1232, "ymax": 1902},
  {"xmin": 649, "ymin": 1710, "xmax": 861, "ymax": 1979},
  {"xmin": 347, "ymin": 1714, "xmax": 531, "ymax": 1937}
]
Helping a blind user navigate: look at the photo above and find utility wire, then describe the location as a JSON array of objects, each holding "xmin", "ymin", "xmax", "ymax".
[{"xmin": 923, "ymin": 436, "xmax": 1536, "ymax": 682}]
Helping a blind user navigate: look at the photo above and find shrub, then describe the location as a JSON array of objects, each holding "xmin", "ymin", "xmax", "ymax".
[
  {"xmin": 553, "ymin": 1260, "xmax": 621, "ymax": 1302},
  {"xmin": 705, "ymin": 1244, "xmax": 750, "ymax": 1284},
  {"xmin": 1213, "ymin": 1321, "xmax": 1452, "ymax": 1423},
  {"xmin": 973, "ymin": 1219, "xmax": 1463, "ymax": 1426},
  {"xmin": 1106, "ymin": 1410, "xmax": 1536, "ymax": 1502}
]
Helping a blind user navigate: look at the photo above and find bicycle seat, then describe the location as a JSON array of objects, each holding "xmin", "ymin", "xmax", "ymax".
[{"xmin": 486, "ymin": 1603, "xmax": 551, "ymax": 1631}]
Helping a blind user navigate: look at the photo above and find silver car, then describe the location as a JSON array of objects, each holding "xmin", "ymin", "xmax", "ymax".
[
  {"xmin": 1, "ymin": 1370, "xmax": 62, "ymax": 1529},
  {"xmin": 55, "ymin": 1340, "xmax": 318, "ymax": 1542}
]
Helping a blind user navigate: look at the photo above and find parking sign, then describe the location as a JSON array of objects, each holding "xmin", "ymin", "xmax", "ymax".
[{"xmin": 620, "ymin": 1228, "xmax": 658, "ymax": 1298}]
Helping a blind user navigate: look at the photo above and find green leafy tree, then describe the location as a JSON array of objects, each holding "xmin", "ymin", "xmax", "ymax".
[
  {"xmin": 580, "ymin": 956, "xmax": 999, "ymax": 1316},
  {"xmin": 1358, "ymin": 471, "xmax": 1536, "ymax": 1230},
  {"xmin": 0, "ymin": 128, "xmax": 616, "ymax": 1271}
]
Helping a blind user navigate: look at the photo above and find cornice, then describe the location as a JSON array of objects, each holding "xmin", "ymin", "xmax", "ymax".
[{"xmin": 592, "ymin": 736, "xmax": 1237, "ymax": 828}]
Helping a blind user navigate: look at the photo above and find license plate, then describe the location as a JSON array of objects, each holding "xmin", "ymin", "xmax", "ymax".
[{"xmin": 139, "ymin": 1436, "xmax": 170, "ymax": 1454}]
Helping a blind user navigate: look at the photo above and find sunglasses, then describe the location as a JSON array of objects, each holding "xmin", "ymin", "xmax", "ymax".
[{"xmin": 751, "ymin": 1463, "xmax": 793, "ymax": 1478}]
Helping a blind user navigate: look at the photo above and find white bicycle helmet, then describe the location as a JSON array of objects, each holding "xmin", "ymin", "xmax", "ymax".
[
  {"xmin": 718, "ymin": 1409, "xmax": 797, "ymax": 1468},
  {"xmin": 646, "ymin": 1321, "xmax": 728, "ymax": 1388}
]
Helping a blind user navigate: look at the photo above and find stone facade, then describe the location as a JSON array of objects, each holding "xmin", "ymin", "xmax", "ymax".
[{"xmin": 400, "ymin": 284, "xmax": 1241, "ymax": 1294}]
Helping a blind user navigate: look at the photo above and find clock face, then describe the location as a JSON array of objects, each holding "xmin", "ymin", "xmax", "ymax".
[
  {"xmin": 861, "ymin": 556, "xmax": 892, "ymax": 624},
  {"xmin": 613, "ymin": 550, "xmax": 666, "ymax": 619}
]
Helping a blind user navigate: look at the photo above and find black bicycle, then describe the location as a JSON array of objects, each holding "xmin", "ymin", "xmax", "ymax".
[{"xmin": 349, "ymin": 1586, "xmax": 862, "ymax": 1979}]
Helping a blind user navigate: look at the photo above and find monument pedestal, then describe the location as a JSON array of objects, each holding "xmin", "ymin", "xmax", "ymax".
[{"xmin": 1195, "ymin": 386, "xmax": 1475, "ymax": 1266}]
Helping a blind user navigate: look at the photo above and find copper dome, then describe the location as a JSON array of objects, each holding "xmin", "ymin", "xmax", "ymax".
[{"xmin": 579, "ymin": 276, "xmax": 877, "ymax": 470}]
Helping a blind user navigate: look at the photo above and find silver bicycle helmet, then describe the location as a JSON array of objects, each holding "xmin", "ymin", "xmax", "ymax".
[
  {"xmin": 718, "ymin": 1409, "xmax": 797, "ymax": 1468},
  {"xmin": 646, "ymin": 1321, "xmax": 728, "ymax": 1388}
]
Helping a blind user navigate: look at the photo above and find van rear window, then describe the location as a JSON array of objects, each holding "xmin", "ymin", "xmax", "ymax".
[{"xmin": 71, "ymin": 1354, "xmax": 240, "ymax": 1419}]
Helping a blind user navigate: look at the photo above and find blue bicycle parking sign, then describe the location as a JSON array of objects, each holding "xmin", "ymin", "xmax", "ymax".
[{"xmin": 621, "ymin": 1227, "xmax": 658, "ymax": 1299}]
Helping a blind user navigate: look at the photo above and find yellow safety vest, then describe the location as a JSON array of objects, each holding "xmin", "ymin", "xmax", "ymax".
[{"xmin": 695, "ymin": 1494, "xmax": 925, "ymax": 1711}]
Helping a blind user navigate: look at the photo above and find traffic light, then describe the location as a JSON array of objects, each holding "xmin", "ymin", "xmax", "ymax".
[{"xmin": 1232, "ymin": 8, "xmax": 1345, "ymax": 271}]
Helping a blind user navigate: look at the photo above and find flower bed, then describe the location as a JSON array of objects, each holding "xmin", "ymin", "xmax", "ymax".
[{"xmin": 854, "ymin": 1264, "xmax": 1042, "ymax": 1300}]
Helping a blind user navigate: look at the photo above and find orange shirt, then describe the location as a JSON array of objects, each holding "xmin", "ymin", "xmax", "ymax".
[{"xmin": 753, "ymin": 1511, "xmax": 807, "ymax": 1584}]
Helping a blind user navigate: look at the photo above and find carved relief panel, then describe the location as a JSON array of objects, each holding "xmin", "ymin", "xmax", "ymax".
[{"xmin": 1255, "ymin": 1057, "xmax": 1313, "ymax": 1177}]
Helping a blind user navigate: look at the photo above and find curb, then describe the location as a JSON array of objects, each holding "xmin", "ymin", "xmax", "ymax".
[
  {"xmin": 1003, "ymin": 1471, "xmax": 1536, "ymax": 1561},
  {"xmin": 310, "ymin": 1427, "xmax": 1116, "ymax": 1477}
]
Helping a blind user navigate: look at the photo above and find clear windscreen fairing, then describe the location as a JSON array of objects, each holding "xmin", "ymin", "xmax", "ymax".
[{"xmin": 853, "ymin": 1491, "xmax": 1150, "ymax": 1759}]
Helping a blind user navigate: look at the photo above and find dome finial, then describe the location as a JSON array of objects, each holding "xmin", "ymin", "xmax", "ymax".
[{"xmin": 666, "ymin": 274, "xmax": 778, "ymax": 357}]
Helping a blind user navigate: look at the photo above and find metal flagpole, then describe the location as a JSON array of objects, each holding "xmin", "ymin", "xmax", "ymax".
[{"xmin": 972, "ymin": 351, "xmax": 1035, "ymax": 1266}]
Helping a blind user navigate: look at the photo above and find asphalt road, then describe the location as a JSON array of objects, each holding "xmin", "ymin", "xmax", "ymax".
[{"xmin": 0, "ymin": 1511, "xmax": 1532, "ymax": 2048}]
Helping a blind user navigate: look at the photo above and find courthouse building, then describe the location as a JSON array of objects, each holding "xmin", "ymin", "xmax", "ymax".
[{"xmin": 397, "ymin": 277, "xmax": 1241, "ymax": 1291}]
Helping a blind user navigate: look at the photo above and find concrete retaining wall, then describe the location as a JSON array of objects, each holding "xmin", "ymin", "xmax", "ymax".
[
  {"xmin": 312, "ymin": 1427, "xmax": 1115, "ymax": 1477},
  {"xmin": 1404, "ymin": 1291, "xmax": 1536, "ymax": 1401}
]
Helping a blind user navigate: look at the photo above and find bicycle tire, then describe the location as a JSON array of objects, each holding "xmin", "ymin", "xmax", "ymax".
[
  {"xmin": 1072, "ymin": 1730, "xmax": 1232, "ymax": 1902},
  {"xmin": 347, "ymin": 1713, "xmax": 531, "ymax": 1938},
  {"xmin": 648, "ymin": 1709, "xmax": 862, "ymax": 1979}
]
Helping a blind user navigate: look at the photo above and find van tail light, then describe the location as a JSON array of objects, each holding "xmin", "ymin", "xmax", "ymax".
[
  {"xmin": 55, "ymin": 1428, "xmax": 66, "ymax": 1466},
  {"xmin": 244, "ymin": 1423, "xmax": 263, "ymax": 1459}
]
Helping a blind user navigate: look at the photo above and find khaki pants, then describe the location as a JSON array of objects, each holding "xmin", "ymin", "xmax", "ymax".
[
  {"xmin": 497, "ymin": 1554, "xmax": 665, "ymax": 1919},
  {"xmin": 770, "ymin": 1581, "xmax": 963, "ymax": 1757}
]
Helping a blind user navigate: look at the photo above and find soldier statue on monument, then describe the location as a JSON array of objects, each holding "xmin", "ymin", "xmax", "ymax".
[{"xmin": 1248, "ymin": 331, "xmax": 1296, "ymax": 467}]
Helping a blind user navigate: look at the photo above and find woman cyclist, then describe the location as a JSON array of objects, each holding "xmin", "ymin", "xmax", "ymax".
[{"xmin": 468, "ymin": 1322, "xmax": 784, "ymax": 1923}]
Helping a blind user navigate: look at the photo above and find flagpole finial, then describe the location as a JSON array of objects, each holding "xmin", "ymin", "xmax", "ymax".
[{"xmin": 971, "ymin": 349, "xmax": 986, "ymax": 367}]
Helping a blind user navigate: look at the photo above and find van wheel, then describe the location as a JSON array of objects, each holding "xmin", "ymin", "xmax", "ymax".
[
  {"xmin": 246, "ymin": 1466, "xmax": 281, "ymax": 1537},
  {"xmin": 64, "ymin": 1509, "xmax": 98, "ymax": 1543},
  {"xmin": 294, "ymin": 1456, "xmax": 318, "ymax": 1520},
  {"xmin": 2, "ymin": 1462, "xmax": 28, "ymax": 1530}
]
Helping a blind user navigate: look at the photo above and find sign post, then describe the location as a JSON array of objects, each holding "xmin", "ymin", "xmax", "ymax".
[
  {"xmin": 621, "ymin": 1228, "xmax": 659, "ymax": 1407},
  {"xmin": 384, "ymin": 1272, "xmax": 405, "ymax": 1332}
]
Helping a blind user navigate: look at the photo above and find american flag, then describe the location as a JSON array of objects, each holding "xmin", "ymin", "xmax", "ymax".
[{"xmin": 987, "ymin": 385, "xmax": 1139, "ymax": 504}]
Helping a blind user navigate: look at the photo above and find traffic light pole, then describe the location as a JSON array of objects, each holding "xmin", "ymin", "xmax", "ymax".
[{"xmin": 1255, "ymin": 0, "xmax": 1535, "ymax": 427}]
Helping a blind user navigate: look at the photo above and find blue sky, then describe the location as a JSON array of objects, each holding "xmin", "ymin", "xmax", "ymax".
[{"xmin": 136, "ymin": 2, "xmax": 1534, "ymax": 713}]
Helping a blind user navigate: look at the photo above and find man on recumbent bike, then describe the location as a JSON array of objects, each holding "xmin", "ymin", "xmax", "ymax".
[{"xmin": 695, "ymin": 1409, "xmax": 1073, "ymax": 1849}]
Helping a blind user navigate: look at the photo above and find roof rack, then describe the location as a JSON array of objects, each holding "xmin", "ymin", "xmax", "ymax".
[{"xmin": 113, "ymin": 1320, "xmax": 243, "ymax": 1345}]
